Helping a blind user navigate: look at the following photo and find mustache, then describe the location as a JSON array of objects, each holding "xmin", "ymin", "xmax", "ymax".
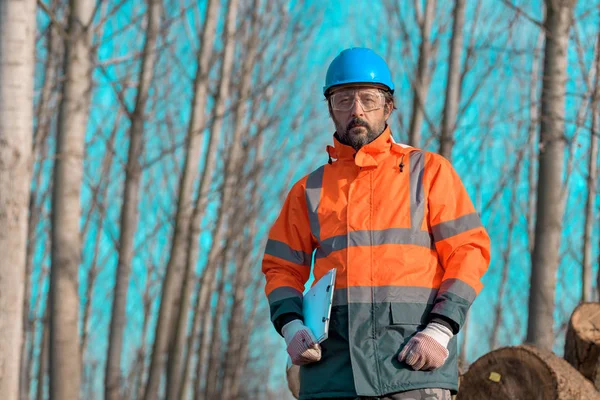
[{"xmin": 346, "ymin": 118, "xmax": 369, "ymax": 130}]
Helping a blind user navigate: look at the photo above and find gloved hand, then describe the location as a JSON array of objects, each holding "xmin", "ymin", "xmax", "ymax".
[
  {"xmin": 282, "ymin": 319, "xmax": 321, "ymax": 365},
  {"xmin": 397, "ymin": 322, "xmax": 453, "ymax": 371}
]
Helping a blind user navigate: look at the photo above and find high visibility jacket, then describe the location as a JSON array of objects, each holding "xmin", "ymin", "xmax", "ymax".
[{"xmin": 262, "ymin": 127, "xmax": 490, "ymax": 399}]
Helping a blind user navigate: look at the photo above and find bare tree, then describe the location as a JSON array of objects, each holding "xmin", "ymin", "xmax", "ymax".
[
  {"xmin": 20, "ymin": 9, "xmax": 63, "ymax": 397},
  {"xmin": 178, "ymin": 1, "xmax": 242, "ymax": 398},
  {"xmin": 105, "ymin": 1, "xmax": 160, "ymax": 398},
  {"xmin": 527, "ymin": 0, "xmax": 577, "ymax": 351},
  {"xmin": 528, "ymin": 32, "xmax": 545, "ymax": 254},
  {"xmin": 48, "ymin": 0, "xmax": 95, "ymax": 397},
  {"xmin": 408, "ymin": 0, "xmax": 436, "ymax": 147},
  {"xmin": 0, "ymin": 0, "xmax": 36, "ymax": 398},
  {"xmin": 584, "ymin": 26, "xmax": 599, "ymax": 303},
  {"xmin": 439, "ymin": 0, "xmax": 465, "ymax": 160},
  {"xmin": 142, "ymin": 0, "xmax": 220, "ymax": 397}
]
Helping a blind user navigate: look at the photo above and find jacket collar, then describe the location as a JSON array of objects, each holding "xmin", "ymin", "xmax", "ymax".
[{"xmin": 326, "ymin": 126, "xmax": 397, "ymax": 167}]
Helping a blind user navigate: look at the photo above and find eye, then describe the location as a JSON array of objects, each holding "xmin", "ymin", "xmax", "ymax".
[
  {"xmin": 361, "ymin": 96, "xmax": 377, "ymax": 107},
  {"xmin": 337, "ymin": 96, "xmax": 352, "ymax": 105},
  {"xmin": 361, "ymin": 94, "xmax": 377, "ymax": 103}
]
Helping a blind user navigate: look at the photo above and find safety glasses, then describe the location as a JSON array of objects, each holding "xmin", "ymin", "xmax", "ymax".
[{"xmin": 330, "ymin": 89, "xmax": 385, "ymax": 112}]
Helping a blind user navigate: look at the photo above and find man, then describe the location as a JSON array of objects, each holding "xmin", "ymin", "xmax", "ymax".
[{"xmin": 262, "ymin": 47, "xmax": 490, "ymax": 400}]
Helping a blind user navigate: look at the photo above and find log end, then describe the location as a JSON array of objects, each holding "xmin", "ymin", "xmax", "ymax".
[{"xmin": 457, "ymin": 345, "xmax": 600, "ymax": 400}]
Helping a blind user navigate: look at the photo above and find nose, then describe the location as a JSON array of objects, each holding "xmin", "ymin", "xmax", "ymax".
[{"xmin": 349, "ymin": 96, "xmax": 365, "ymax": 117}]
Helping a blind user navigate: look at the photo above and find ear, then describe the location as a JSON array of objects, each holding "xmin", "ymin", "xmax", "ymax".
[{"xmin": 384, "ymin": 103, "xmax": 393, "ymax": 120}]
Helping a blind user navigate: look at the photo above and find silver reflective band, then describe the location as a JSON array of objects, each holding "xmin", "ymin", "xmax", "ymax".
[{"xmin": 330, "ymin": 89, "xmax": 384, "ymax": 112}]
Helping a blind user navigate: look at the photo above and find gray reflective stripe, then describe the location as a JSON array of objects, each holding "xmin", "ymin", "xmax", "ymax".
[
  {"xmin": 332, "ymin": 287, "xmax": 348, "ymax": 306},
  {"xmin": 305, "ymin": 166, "xmax": 325, "ymax": 242},
  {"xmin": 317, "ymin": 234, "xmax": 348, "ymax": 258},
  {"xmin": 349, "ymin": 229, "xmax": 433, "ymax": 248},
  {"xmin": 267, "ymin": 286, "xmax": 303, "ymax": 304},
  {"xmin": 438, "ymin": 278, "xmax": 476, "ymax": 303},
  {"xmin": 432, "ymin": 212, "xmax": 483, "ymax": 242},
  {"xmin": 332, "ymin": 286, "xmax": 438, "ymax": 306},
  {"xmin": 409, "ymin": 151, "xmax": 425, "ymax": 230},
  {"xmin": 315, "ymin": 229, "xmax": 433, "ymax": 259},
  {"xmin": 264, "ymin": 239, "xmax": 311, "ymax": 267}
]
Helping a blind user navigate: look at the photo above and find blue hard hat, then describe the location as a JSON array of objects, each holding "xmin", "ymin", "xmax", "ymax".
[{"xmin": 323, "ymin": 47, "xmax": 394, "ymax": 95}]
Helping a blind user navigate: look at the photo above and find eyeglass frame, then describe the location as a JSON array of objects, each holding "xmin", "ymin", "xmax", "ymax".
[{"xmin": 328, "ymin": 88, "xmax": 387, "ymax": 112}]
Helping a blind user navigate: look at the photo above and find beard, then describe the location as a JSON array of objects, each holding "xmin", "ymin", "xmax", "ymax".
[{"xmin": 334, "ymin": 117, "xmax": 385, "ymax": 150}]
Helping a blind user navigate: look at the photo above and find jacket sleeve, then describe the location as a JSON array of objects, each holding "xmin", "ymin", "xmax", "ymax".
[
  {"xmin": 424, "ymin": 153, "xmax": 491, "ymax": 333},
  {"xmin": 262, "ymin": 176, "xmax": 316, "ymax": 335}
]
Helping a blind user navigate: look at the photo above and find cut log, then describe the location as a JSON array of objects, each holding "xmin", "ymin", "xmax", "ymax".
[
  {"xmin": 457, "ymin": 345, "xmax": 600, "ymax": 400},
  {"xmin": 564, "ymin": 302, "xmax": 600, "ymax": 390}
]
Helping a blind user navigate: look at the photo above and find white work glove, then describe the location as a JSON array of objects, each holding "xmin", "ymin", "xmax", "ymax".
[
  {"xmin": 282, "ymin": 319, "xmax": 321, "ymax": 365},
  {"xmin": 398, "ymin": 322, "xmax": 453, "ymax": 371}
]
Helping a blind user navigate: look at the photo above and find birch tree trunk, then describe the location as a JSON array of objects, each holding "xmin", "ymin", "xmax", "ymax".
[
  {"xmin": 105, "ymin": 1, "xmax": 160, "ymax": 399},
  {"xmin": 0, "ymin": 0, "xmax": 36, "ymax": 398},
  {"xmin": 142, "ymin": 0, "xmax": 220, "ymax": 397},
  {"xmin": 439, "ymin": 0, "xmax": 465, "ymax": 161},
  {"xmin": 49, "ymin": 0, "xmax": 94, "ymax": 397},
  {"xmin": 527, "ymin": 0, "xmax": 577, "ymax": 351}
]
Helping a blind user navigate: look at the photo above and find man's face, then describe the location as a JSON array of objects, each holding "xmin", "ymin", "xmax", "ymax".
[{"xmin": 329, "ymin": 84, "xmax": 392, "ymax": 150}]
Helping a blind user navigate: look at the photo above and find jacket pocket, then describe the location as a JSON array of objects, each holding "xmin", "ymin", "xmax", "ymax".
[{"xmin": 389, "ymin": 302, "xmax": 434, "ymax": 326}]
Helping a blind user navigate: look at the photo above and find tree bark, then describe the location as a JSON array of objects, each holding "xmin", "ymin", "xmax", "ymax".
[
  {"xmin": 439, "ymin": 0, "xmax": 465, "ymax": 160},
  {"xmin": 0, "ymin": 0, "xmax": 36, "ymax": 398},
  {"xmin": 408, "ymin": 0, "xmax": 436, "ymax": 148},
  {"xmin": 457, "ymin": 345, "xmax": 599, "ymax": 399},
  {"xmin": 564, "ymin": 302, "xmax": 600, "ymax": 390},
  {"xmin": 583, "ymin": 27, "xmax": 600, "ymax": 303},
  {"xmin": 142, "ymin": 0, "xmax": 220, "ymax": 397},
  {"xmin": 105, "ymin": 1, "xmax": 160, "ymax": 399},
  {"xmin": 49, "ymin": 0, "xmax": 95, "ymax": 398},
  {"xmin": 526, "ymin": 0, "xmax": 577, "ymax": 351}
]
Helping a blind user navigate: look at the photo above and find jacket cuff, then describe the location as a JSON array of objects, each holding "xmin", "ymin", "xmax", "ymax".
[
  {"xmin": 275, "ymin": 313, "xmax": 304, "ymax": 336},
  {"xmin": 429, "ymin": 314, "xmax": 459, "ymax": 335}
]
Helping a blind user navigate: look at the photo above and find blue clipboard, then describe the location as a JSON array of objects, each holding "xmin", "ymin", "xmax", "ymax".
[{"xmin": 303, "ymin": 268, "xmax": 336, "ymax": 343}]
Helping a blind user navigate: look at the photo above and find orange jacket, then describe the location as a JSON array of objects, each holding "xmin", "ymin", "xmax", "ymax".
[{"xmin": 262, "ymin": 127, "xmax": 490, "ymax": 397}]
